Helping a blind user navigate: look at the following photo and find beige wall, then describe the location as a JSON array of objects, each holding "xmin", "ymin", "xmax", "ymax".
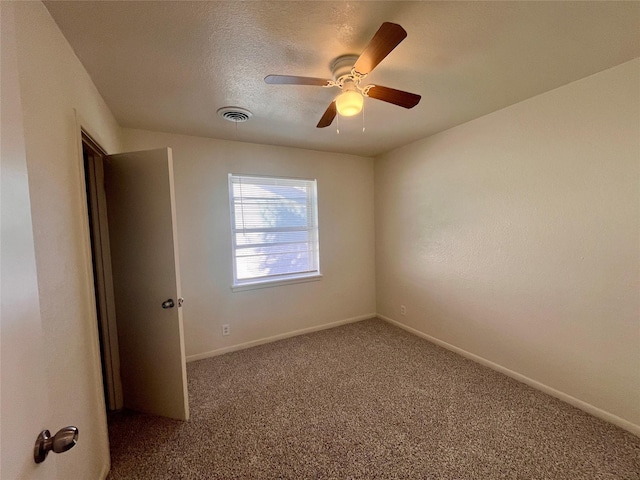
[
  {"xmin": 10, "ymin": 2, "xmax": 123, "ymax": 478},
  {"xmin": 375, "ymin": 59, "xmax": 640, "ymax": 432},
  {"xmin": 122, "ymin": 129, "xmax": 376, "ymax": 359}
]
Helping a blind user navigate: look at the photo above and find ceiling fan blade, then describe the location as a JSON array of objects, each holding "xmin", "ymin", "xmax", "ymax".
[
  {"xmin": 366, "ymin": 85, "xmax": 421, "ymax": 109},
  {"xmin": 353, "ymin": 22, "xmax": 407, "ymax": 75},
  {"xmin": 316, "ymin": 101, "xmax": 337, "ymax": 128},
  {"xmin": 265, "ymin": 75, "xmax": 330, "ymax": 86}
]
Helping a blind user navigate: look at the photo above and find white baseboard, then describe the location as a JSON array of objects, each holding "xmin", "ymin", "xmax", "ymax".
[
  {"xmin": 186, "ymin": 313, "xmax": 375, "ymax": 363},
  {"xmin": 378, "ymin": 314, "xmax": 640, "ymax": 437}
]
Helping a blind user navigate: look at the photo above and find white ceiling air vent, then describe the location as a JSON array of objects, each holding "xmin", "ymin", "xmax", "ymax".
[{"xmin": 217, "ymin": 107, "xmax": 253, "ymax": 123}]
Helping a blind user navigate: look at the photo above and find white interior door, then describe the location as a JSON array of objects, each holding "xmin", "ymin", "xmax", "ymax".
[
  {"xmin": 104, "ymin": 147, "xmax": 189, "ymax": 421},
  {"xmin": 1, "ymin": 3, "xmax": 55, "ymax": 475},
  {"xmin": 1, "ymin": 144, "xmax": 56, "ymax": 480}
]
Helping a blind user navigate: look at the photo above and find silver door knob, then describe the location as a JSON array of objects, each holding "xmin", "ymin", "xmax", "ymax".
[
  {"xmin": 162, "ymin": 298, "xmax": 175, "ymax": 309},
  {"xmin": 34, "ymin": 426, "xmax": 78, "ymax": 463}
]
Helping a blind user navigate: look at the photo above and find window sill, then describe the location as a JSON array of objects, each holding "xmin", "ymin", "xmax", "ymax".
[{"xmin": 231, "ymin": 274, "xmax": 323, "ymax": 292}]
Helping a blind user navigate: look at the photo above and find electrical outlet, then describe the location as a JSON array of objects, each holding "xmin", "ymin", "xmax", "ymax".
[
  {"xmin": 222, "ymin": 324, "xmax": 230, "ymax": 336},
  {"xmin": 400, "ymin": 305, "xmax": 406, "ymax": 316}
]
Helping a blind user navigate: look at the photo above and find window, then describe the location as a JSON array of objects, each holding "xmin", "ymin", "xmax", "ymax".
[{"xmin": 228, "ymin": 174, "xmax": 321, "ymax": 289}]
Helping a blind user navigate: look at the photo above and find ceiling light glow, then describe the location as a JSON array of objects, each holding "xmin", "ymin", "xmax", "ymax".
[{"xmin": 335, "ymin": 90, "xmax": 363, "ymax": 117}]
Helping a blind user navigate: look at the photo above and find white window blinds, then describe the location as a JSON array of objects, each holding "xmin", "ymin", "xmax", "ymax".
[{"xmin": 229, "ymin": 174, "xmax": 320, "ymax": 286}]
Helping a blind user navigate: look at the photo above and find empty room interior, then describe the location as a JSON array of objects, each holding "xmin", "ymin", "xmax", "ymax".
[{"xmin": 1, "ymin": 1, "xmax": 639, "ymax": 479}]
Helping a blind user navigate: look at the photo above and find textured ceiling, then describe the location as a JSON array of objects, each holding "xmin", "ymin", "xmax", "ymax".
[{"xmin": 45, "ymin": 1, "xmax": 640, "ymax": 157}]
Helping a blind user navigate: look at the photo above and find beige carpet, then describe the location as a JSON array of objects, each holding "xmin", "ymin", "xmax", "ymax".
[{"xmin": 107, "ymin": 318, "xmax": 639, "ymax": 479}]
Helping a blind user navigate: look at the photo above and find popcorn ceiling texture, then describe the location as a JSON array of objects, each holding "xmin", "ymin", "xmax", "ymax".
[
  {"xmin": 107, "ymin": 319, "xmax": 639, "ymax": 479},
  {"xmin": 45, "ymin": 2, "xmax": 640, "ymax": 157}
]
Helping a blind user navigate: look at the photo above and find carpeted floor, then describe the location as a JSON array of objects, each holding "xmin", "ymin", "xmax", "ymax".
[{"xmin": 107, "ymin": 318, "xmax": 640, "ymax": 479}]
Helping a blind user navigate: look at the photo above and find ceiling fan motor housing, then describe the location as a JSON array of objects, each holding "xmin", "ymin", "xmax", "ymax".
[{"xmin": 331, "ymin": 55, "xmax": 360, "ymax": 80}]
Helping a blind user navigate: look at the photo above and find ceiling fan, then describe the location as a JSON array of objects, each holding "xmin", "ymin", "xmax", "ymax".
[{"xmin": 265, "ymin": 22, "xmax": 421, "ymax": 128}]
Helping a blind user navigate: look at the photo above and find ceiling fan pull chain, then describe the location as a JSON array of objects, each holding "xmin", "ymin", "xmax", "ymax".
[
  {"xmin": 362, "ymin": 101, "xmax": 366, "ymax": 133},
  {"xmin": 336, "ymin": 113, "xmax": 340, "ymax": 135}
]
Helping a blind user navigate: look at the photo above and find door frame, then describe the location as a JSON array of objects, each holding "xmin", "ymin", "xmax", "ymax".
[
  {"xmin": 73, "ymin": 113, "xmax": 189, "ymax": 420},
  {"xmin": 82, "ymin": 130, "xmax": 124, "ymax": 411},
  {"xmin": 73, "ymin": 110, "xmax": 123, "ymax": 412}
]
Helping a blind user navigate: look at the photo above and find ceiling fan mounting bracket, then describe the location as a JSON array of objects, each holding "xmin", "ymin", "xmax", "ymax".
[
  {"xmin": 323, "ymin": 54, "xmax": 372, "ymax": 94},
  {"xmin": 360, "ymin": 84, "xmax": 374, "ymax": 97},
  {"xmin": 324, "ymin": 57, "xmax": 371, "ymax": 96},
  {"xmin": 325, "ymin": 71, "xmax": 374, "ymax": 97}
]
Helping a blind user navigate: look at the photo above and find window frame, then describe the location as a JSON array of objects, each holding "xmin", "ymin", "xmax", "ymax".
[{"xmin": 228, "ymin": 173, "xmax": 322, "ymax": 291}]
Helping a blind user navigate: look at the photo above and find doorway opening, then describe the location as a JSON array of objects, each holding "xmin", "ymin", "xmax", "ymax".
[
  {"xmin": 82, "ymin": 131, "xmax": 123, "ymax": 411},
  {"xmin": 81, "ymin": 140, "xmax": 189, "ymax": 420}
]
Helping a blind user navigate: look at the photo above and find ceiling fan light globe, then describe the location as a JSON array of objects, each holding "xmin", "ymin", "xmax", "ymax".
[{"xmin": 336, "ymin": 90, "xmax": 363, "ymax": 117}]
